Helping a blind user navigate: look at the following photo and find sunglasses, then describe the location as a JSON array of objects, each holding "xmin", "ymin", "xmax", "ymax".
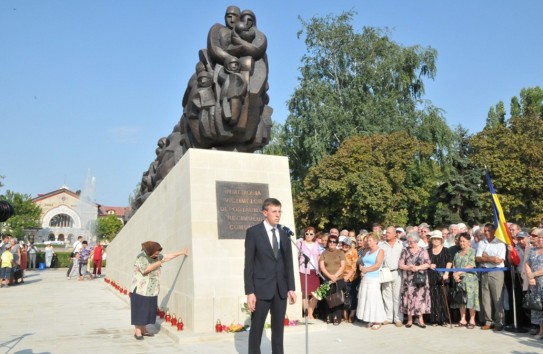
[
  {"xmin": 328, "ymin": 240, "xmax": 338, "ymax": 244},
  {"xmin": 305, "ymin": 232, "xmax": 314, "ymax": 236}
]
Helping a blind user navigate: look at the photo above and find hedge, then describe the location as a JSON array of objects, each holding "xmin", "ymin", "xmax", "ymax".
[{"xmin": 33, "ymin": 252, "xmax": 107, "ymax": 268}]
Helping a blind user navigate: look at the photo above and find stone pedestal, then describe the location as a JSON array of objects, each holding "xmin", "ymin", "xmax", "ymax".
[{"xmin": 106, "ymin": 149, "xmax": 301, "ymax": 333}]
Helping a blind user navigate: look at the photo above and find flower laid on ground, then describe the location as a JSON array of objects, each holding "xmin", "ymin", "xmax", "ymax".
[{"xmin": 312, "ymin": 281, "xmax": 331, "ymax": 301}]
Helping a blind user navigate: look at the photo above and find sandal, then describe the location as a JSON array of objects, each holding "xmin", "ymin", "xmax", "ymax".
[
  {"xmin": 333, "ymin": 318, "xmax": 340, "ymax": 326},
  {"xmin": 467, "ymin": 323, "xmax": 475, "ymax": 329},
  {"xmin": 406, "ymin": 323, "xmax": 413, "ymax": 328},
  {"xmin": 370, "ymin": 324, "xmax": 382, "ymax": 330},
  {"xmin": 455, "ymin": 322, "xmax": 467, "ymax": 327}
]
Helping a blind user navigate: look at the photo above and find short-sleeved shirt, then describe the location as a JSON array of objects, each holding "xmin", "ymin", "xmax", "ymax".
[
  {"xmin": 131, "ymin": 252, "xmax": 161, "ymax": 297},
  {"xmin": 320, "ymin": 249, "xmax": 346, "ymax": 280},
  {"xmin": 476, "ymin": 237, "xmax": 506, "ymax": 268},
  {"xmin": 343, "ymin": 248, "xmax": 358, "ymax": 282},
  {"xmin": 1, "ymin": 250, "xmax": 14, "ymax": 268},
  {"xmin": 380, "ymin": 239, "xmax": 404, "ymax": 271},
  {"xmin": 79, "ymin": 246, "xmax": 92, "ymax": 262}
]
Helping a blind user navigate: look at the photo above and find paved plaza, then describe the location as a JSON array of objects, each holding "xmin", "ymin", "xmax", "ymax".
[{"xmin": 1, "ymin": 269, "xmax": 542, "ymax": 354}]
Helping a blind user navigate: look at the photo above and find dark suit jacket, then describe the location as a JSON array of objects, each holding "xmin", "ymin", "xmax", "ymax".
[{"xmin": 244, "ymin": 222, "xmax": 295, "ymax": 300}]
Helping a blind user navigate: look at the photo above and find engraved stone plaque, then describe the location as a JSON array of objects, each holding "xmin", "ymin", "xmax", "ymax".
[{"xmin": 216, "ymin": 181, "xmax": 269, "ymax": 239}]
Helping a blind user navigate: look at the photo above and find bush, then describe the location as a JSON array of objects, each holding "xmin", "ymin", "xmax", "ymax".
[{"xmin": 35, "ymin": 252, "xmax": 106, "ymax": 268}]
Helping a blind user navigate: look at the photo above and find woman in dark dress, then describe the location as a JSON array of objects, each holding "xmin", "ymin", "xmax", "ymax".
[{"xmin": 428, "ymin": 230, "xmax": 452, "ymax": 326}]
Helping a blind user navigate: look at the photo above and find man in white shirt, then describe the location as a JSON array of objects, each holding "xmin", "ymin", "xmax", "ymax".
[
  {"xmin": 476, "ymin": 223, "xmax": 506, "ymax": 331},
  {"xmin": 380, "ymin": 226, "xmax": 404, "ymax": 327}
]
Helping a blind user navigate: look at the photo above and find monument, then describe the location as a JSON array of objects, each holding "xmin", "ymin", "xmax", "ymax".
[
  {"xmin": 133, "ymin": 5, "xmax": 273, "ymax": 210},
  {"xmin": 106, "ymin": 6, "xmax": 300, "ymax": 334}
]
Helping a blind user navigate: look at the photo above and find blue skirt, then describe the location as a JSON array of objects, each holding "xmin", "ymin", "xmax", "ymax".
[{"xmin": 130, "ymin": 292, "xmax": 158, "ymax": 326}]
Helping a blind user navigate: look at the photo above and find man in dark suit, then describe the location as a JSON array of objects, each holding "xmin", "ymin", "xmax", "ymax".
[{"xmin": 244, "ymin": 198, "xmax": 296, "ymax": 354}]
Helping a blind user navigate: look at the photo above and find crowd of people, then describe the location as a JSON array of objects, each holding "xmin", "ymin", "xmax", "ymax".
[
  {"xmin": 0, "ymin": 234, "xmax": 106, "ymax": 285},
  {"xmin": 296, "ymin": 221, "xmax": 543, "ymax": 338}
]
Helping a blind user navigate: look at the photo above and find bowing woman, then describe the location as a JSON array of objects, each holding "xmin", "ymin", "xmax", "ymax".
[{"xmin": 131, "ymin": 241, "xmax": 189, "ymax": 340}]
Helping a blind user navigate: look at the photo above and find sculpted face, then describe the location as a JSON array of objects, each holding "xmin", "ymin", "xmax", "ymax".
[{"xmin": 224, "ymin": 6, "xmax": 240, "ymax": 29}]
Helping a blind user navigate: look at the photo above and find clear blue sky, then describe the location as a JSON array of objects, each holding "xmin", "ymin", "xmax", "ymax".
[{"xmin": 1, "ymin": 0, "xmax": 541, "ymax": 206}]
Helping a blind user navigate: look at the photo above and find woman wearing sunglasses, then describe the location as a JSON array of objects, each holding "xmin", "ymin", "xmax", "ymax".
[
  {"xmin": 319, "ymin": 234, "xmax": 346, "ymax": 325},
  {"xmin": 296, "ymin": 227, "xmax": 321, "ymax": 320}
]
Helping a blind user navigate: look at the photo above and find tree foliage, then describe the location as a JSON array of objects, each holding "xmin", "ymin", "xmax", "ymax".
[
  {"xmin": 0, "ymin": 190, "xmax": 41, "ymax": 238},
  {"xmin": 96, "ymin": 215, "xmax": 124, "ymax": 241},
  {"xmin": 295, "ymin": 132, "xmax": 436, "ymax": 229},
  {"xmin": 432, "ymin": 127, "xmax": 483, "ymax": 226},
  {"xmin": 270, "ymin": 11, "xmax": 450, "ymax": 185},
  {"xmin": 471, "ymin": 86, "xmax": 543, "ymax": 225}
]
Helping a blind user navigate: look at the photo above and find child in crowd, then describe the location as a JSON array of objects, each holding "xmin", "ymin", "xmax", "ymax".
[
  {"xmin": 1, "ymin": 244, "xmax": 14, "ymax": 287},
  {"xmin": 67, "ymin": 252, "xmax": 80, "ymax": 279}
]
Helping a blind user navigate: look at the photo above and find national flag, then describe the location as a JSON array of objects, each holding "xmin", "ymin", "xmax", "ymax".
[{"xmin": 485, "ymin": 170, "xmax": 520, "ymax": 266}]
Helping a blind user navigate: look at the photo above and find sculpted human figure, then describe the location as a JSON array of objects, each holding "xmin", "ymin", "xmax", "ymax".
[
  {"xmin": 234, "ymin": 10, "xmax": 256, "ymax": 43},
  {"xmin": 218, "ymin": 55, "xmax": 247, "ymax": 126},
  {"xmin": 132, "ymin": 6, "xmax": 272, "ymax": 212},
  {"xmin": 207, "ymin": 5, "xmax": 240, "ymax": 66},
  {"xmin": 193, "ymin": 70, "xmax": 217, "ymax": 138}
]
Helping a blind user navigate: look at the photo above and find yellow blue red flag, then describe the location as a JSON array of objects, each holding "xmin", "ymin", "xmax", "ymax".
[{"xmin": 485, "ymin": 170, "xmax": 520, "ymax": 266}]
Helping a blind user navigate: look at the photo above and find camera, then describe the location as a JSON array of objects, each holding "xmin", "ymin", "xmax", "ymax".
[{"xmin": 0, "ymin": 200, "xmax": 14, "ymax": 222}]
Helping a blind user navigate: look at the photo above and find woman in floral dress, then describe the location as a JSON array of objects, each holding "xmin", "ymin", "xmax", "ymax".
[
  {"xmin": 451, "ymin": 233, "xmax": 479, "ymax": 329},
  {"xmin": 525, "ymin": 228, "xmax": 543, "ymax": 338},
  {"xmin": 399, "ymin": 232, "xmax": 431, "ymax": 328}
]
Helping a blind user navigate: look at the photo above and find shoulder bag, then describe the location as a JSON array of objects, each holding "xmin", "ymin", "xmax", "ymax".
[
  {"xmin": 413, "ymin": 250, "xmax": 427, "ymax": 287},
  {"xmin": 326, "ymin": 282, "xmax": 345, "ymax": 308},
  {"xmin": 522, "ymin": 290, "xmax": 543, "ymax": 311},
  {"xmin": 449, "ymin": 282, "xmax": 467, "ymax": 305},
  {"xmin": 379, "ymin": 267, "xmax": 393, "ymax": 283}
]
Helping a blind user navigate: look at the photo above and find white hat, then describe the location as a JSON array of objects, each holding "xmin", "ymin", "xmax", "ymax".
[
  {"xmin": 396, "ymin": 227, "xmax": 405, "ymax": 233},
  {"xmin": 338, "ymin": 235, "xmax": 347, "ymax": 244},
  {"xmin": 429, "ymin": 230, "xmax": 443, "ymax": 239}
]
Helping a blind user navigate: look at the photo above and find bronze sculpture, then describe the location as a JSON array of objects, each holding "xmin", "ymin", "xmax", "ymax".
[{"xmin": 133, "ymin": 6, "xmax": 272, "ymax": 209}]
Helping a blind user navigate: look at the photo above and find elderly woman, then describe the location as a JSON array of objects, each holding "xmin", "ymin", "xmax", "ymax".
[
  {"xmin": 296, "ymin": 226, "xmax": 321, "ymax": 320},
  {"xmin": 451, "ymin": 233, "xmax": 479, "ymax": 328},
  {"xmin": 319, "ymin": 234, "xmax": 346, "ymax": 325},
  {"xmin": 525, "ymin": 228, "xmax": 543, "ymax": 338},
  {"xmin": 399, "ymin": 231, "xmax": 431, "ymax": 328},
  {"xmin": 428, "ymin": 230, "xmax": 452, "ymax": 326},
  {"xmin": 356, "ymin": 232, "xmax": 387, "ymax": 329},
  {"xmin": 340, "ymin": 236, "xmax": 358, "ymax": 322},
  {"xmin": 131, "ymin": 241, "xmax": 189, "ymax": 339}
]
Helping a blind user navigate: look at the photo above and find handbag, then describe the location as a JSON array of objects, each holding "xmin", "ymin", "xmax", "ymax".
[
  {"xmin": 413, "ymin": 271, "xmax": 427, "ymax": 287},
  {"xmin": 412, "ymin": 250, "xmax": 427, "ymax": 287},
  {"xmin": 522, "ymin": 290, "xmax": 543, "ymax": 311},
  {"xmin": 326, "ymin": 282, "xmax": 345, "ymax": 308},
  {"xmin": 379, "ymin": 267, "xmax": 393, "ymax": 283},
  {"xmin": 449, "ymin": 282, "xmax": 467, "ymax": 305},
  {"xmin": 13, "ymin": 265, "xmax": 22, "ymax": 280}
]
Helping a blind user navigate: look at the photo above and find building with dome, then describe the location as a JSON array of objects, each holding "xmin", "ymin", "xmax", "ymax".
[{"xmin": 28, "ymin": 186, "xmax": 129, "ymax": 244}]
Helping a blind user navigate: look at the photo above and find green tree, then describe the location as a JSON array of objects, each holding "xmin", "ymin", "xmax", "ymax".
[
  {"xmin": 471, "ymin": 86, "xmax": 543, "ymax": 225},
  {"xmin": 0, "ymin": 190, "xmax": 41, "ymax": 238},
  {"xmin": 295, "ymin": 132, "xmax": 436, "ymax": 229},
  {"xmin": 432, "ymin": 127, "xmax": 483, "ymax": 226},
  {"xmin": 96, "ymin": 215, "xmax": 124, "ymax": 241},
  {"xmin": 271, "ymin": 11, "xmax": 450, "ymax": 186},
  {"xmin": 485, "ymin": 101, "xmax": 506, "ymax": 129}
]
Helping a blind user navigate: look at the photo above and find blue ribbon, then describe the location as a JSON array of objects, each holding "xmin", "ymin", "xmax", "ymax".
[{"xmin": 434, "ymin": 267, "xmax": 508, "ymax": 272}]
